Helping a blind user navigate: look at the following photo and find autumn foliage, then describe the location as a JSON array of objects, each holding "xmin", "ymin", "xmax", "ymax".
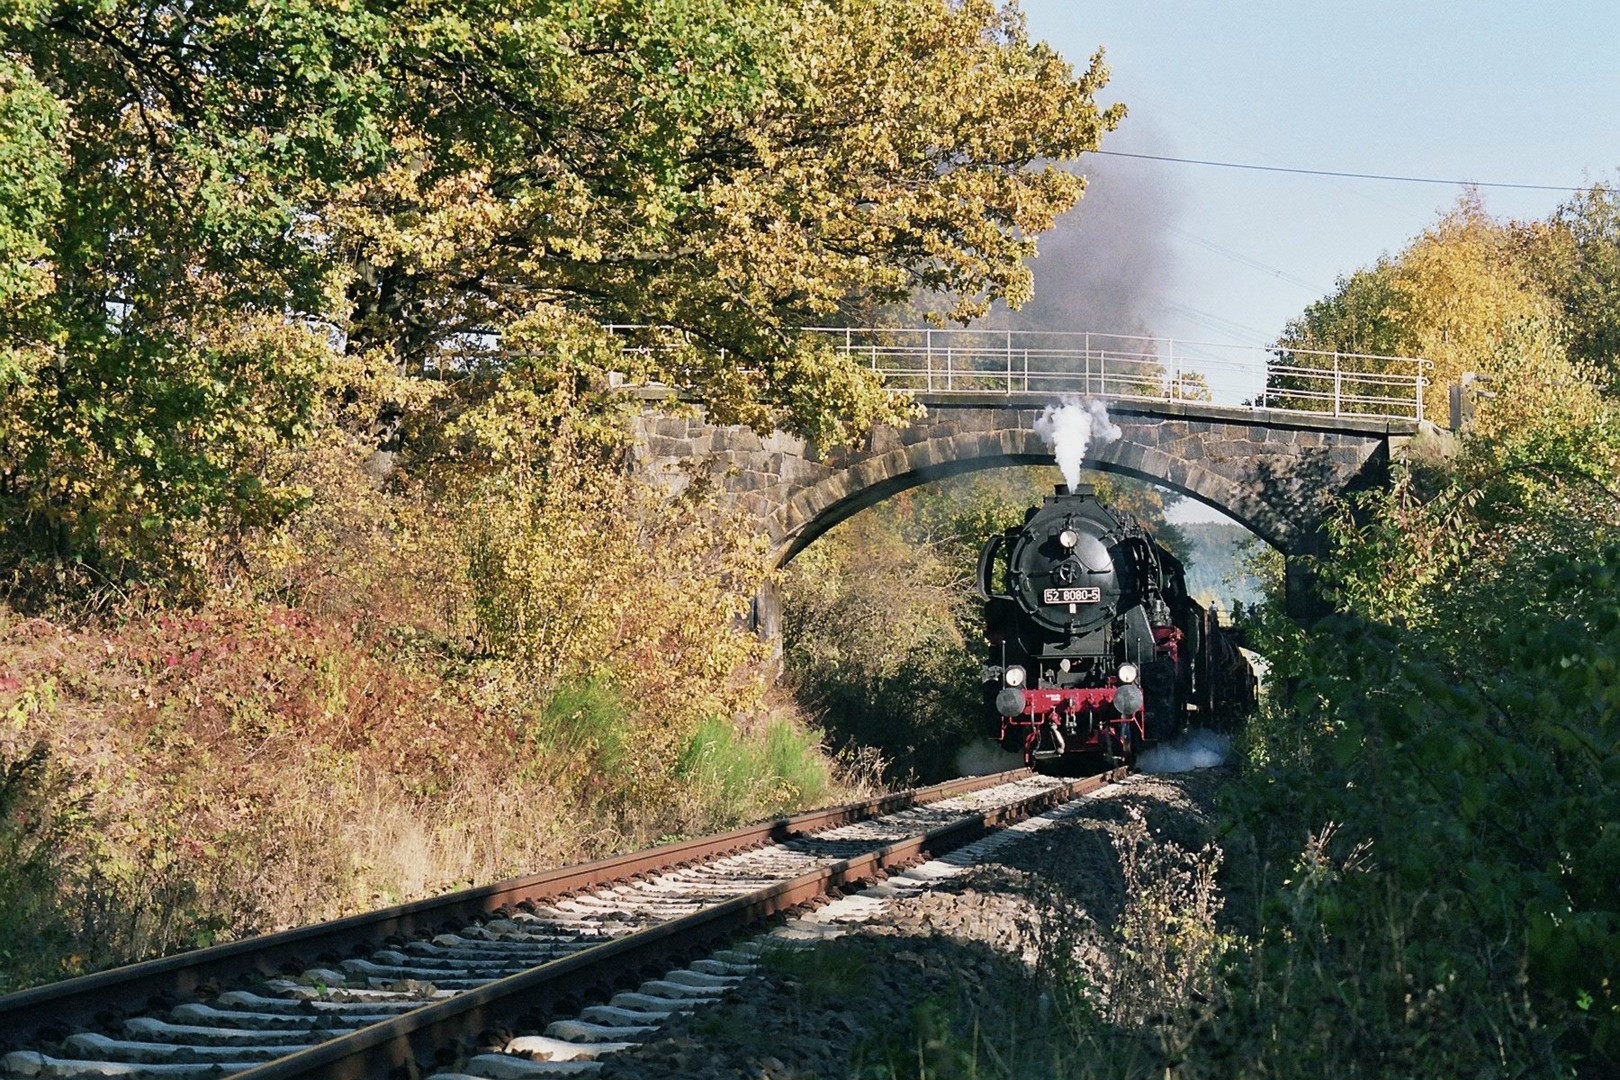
[
  {"xmin": 0, "ymin": 0, "xmax": 1128, "ymax": 989},
  {"xmin": 1233, "ymin": 193, "xmax": 1620, "ymax": 1074},
  {"xmin": 0, "ymin": 0, "xmax": 1122, "ymax": 585},
  {"xmin": 1275, "ymin": 190, "xmax": 1620, "ymax": 410}
]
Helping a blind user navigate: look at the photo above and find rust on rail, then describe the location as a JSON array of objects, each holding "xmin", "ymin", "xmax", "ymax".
[
  {"xmin": 0, "ymin": 766, "xmax": 1036, "ymax": 1044},
  {"xmin": 227, "ymin": 767, "xmax": 1125, "ymax": 1080}
]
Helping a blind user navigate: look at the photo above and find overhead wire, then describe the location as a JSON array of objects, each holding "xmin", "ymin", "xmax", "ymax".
[
  {"xmin": 1092, "ymin": 150, "xmax": 1589, "ymax": 194},
  {"xmin": 1166, "ymin": 226, "xmax": 1330, "ymax": 293},
  {"xmin": 1162, "ymin": 302, "xmax": 1269, "ymax": 343}
]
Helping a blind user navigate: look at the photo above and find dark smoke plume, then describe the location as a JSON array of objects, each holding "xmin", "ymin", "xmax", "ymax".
[{"xmin": 978, "ymin": 124, "xmax": 1180, "ymax": 337}]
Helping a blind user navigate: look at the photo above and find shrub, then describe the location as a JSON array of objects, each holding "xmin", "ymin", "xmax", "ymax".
[
  {"xmin": 784, "ymin": 520, "xmax": 982, "ymax": 782},
  {"xmin": 677, "ymin": 715, "xmax": 834, "ymax": 826},
  {"xmin": 0, "ymin": 740, "xmax": 85, "ymax": 991}
]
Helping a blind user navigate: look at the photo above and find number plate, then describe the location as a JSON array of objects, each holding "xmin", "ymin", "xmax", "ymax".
[{"xmin": 1043, "ymin": 587, "xmax": 1100, "ymax": 605}]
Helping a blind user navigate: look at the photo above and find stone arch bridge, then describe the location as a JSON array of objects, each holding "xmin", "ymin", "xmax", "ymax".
[{"xmin": 631, "ymin": 393, "xmax": 1427, "ymax": 620}]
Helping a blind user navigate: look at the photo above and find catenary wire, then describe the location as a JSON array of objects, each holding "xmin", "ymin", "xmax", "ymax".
[{"xmin": 1093, "ymin": 150, "xmax": 1591, "ymax": 193}]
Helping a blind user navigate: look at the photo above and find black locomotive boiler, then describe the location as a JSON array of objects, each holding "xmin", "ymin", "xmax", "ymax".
[{"xmin": 977, "ymin": 483, "xmax": 1256, "ymax": 769}]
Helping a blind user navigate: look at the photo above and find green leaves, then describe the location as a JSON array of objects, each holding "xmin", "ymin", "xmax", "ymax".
[
  {"xmin": 1247, "ymin": 539, "xmax": 1620, "ymax": 1068},
  {"xmin": 1545, "ymin": 181, "xmax": 1620, "ymax": 385},
  {"xmin": 0, "ymin": 55, "xmax": 63, "ymax": 308},
  {"xmin": 2, "ymin": 0, "xmax": 1122, "ymax": 589},
  {"xmin": 0, "ymin": 0, "xmax": 405, "ymax": 587},
  {"xmin": 1244, "ymin": 200, "xmax": 1620, "ymax": 1062}
]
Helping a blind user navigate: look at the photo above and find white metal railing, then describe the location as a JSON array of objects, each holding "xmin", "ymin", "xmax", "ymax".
[{"xmin": 603, "ymin": 325, "xmax": 1431, "ymax": 422}]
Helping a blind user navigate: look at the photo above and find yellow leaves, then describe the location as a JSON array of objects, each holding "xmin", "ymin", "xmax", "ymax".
[
  {"xmin": 1387, "ymin": 196, "xmax": 1558, "ymax": 395},
  {"xmin": 1468, "ymin": 318, "xmax": 1611, "ymax": 448},
  {"xmin": 454, "ymin": 461, "xmax": 770, "ymax": 725},
  {"xmin": 387, "ymin": 315, "xmax": 775, "ymax": 733},
  {"xmin": 307, "ymin": 0, "xmax": 1120, "ymax": 444},
  {"xmin": 1281, "ymin": 193, "xmax": 1611, "ymax": 437},
  {"xmin": 329, "ymin": 134, "xmax": 510, "ymax": 278},
  {"xmin": 8, "ymin": 0, "xmax": 1129, "ymax": 601}
]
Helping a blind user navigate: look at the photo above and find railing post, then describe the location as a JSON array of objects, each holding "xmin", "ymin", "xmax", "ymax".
[{"xmin": 751, "ymin": 324, "xmax": 1435, "ymax": 419}]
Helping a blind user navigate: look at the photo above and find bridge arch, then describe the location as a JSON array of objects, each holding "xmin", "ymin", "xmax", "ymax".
[
  {"xmin": 631, "ymin": 395, "xmax": 1418, "ymax": 617},
  {"xmin": 771, "ymin": 427, "xmax": 1284, "ymax": 568}
]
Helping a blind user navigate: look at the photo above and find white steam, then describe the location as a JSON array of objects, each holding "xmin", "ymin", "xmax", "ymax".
[
  {"xmin": 957, "ymin": 729, "xmax": 1231, "ymax": 776},
  {"xmin": 1034, "ymin": 397, "xmax": 1122, "ymax": 490},
  {"xmin": 956, "ymin": 737, "xmax": 1026, "ymax": 777},
  {"xmin": 1136, "ymin": 728, "xmax": 1231, "ymax": 774}
]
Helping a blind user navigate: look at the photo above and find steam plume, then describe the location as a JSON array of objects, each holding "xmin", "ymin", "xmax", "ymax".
[
  {"xmin": 1035, "ymin": 397, "xmax": 1122, "ymax": 490},
  {"xmin": 975, "ymin": 126, "xmax": 1179, "ymax": 336},
  {"xmin": 1136, "ymin": 728, "xmax": 1231, "ymax": 774},
  {"xmin": 955, "ymin": 737, "xmax": 1026, "ymax": 777}
]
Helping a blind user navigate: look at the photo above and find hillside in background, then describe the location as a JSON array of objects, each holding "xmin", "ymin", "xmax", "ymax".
[{"xmin": 1176, "ymin": 521, "xmax": 1266, "ymax": 614}]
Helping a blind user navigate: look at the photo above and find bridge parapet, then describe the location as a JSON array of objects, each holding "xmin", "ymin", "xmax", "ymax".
[{"xmin": 611, "ymin": 324, "xmax": 1432, "ymax": 423}]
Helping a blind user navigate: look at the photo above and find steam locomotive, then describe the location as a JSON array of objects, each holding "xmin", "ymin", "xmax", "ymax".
[{"xmin": 977, "ymin": 483, "xmax": 1256, "ymax": 769}]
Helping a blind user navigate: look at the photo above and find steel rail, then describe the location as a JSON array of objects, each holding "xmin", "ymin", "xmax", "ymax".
[
  {"xmin": 0, "ymin": 767, "xmax": 1032, "ymax": 1045},
  {"xmin": 227, "ymin": 767, "xmax": 1126, "ymax": 1080}
]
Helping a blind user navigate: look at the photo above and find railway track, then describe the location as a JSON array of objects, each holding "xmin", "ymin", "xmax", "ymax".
[{"xmin": 0, "ymin": 766, "xmax": 1124, "ymax": 1080}]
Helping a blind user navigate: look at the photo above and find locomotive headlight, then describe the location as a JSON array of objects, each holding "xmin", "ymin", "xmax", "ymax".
[
  {"xmin": 1058, "ymin": 528, "xmax": 1080, "ymax": 549},
  {"xmin": 1118, "ymin": 662, "xmax": 1139, "ymax": 684},
  {"xmin": 1003, "ymin": 665, "xmax": 1027, "ymax": 687}
]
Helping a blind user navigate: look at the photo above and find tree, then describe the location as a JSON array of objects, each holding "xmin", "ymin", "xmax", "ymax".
[
  {"xmin": 333, "ymin": 0, "xmax": 1124, "ymax": 440},
  {"xmin": 1272, "ymin": 195, "xmax": 1557, "ymax": 412},
  {"xmin": 0, "ymin": 0, "xmax": 1125, "ymax": 584},
  {"xmin": 1248, "ymin": 192, "xmax": 1620, "ymax": 1071},
  {"xmin": 0, "ymin": 0, "xmax": 401, "ymax": 588},
  {"xmin": 1278, "ymin": 260, "xmax": 1410, "ymax": 360},
  {"xmin": 782, "ymin": 485, "xmax": 993, "ymax": 781},
  {"xmin": 1528, "ymin": 180, "xmax": 1620, "ymax": 387},
  {"xmin": 0, "ymin": 47, "xmax": 66, "ymax": 540}
]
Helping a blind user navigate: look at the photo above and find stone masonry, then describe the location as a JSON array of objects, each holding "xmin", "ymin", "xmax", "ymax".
[{"xmin": 630, "ymin": 394, "xmax": 1424, "ymax": 618}]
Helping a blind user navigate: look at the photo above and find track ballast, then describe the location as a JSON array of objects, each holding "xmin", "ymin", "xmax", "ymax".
[{"xmin": 0, "ymin": 767, "xmax": 1125, "ymax": 1080}]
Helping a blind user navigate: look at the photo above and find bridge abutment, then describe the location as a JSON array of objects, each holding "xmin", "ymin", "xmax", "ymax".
[{"xmin": 1283, "ymin": 531, "xmax": 1336, "ymax": 621}]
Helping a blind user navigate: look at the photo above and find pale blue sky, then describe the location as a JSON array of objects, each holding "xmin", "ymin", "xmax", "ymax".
[
  {"xmin": 1019, "ymin": 0, "xmax": 1620, "ymax": 350},
  {"xmin": 1016, "ymin": 0, "xmax": 1619, "ymax": 522}
]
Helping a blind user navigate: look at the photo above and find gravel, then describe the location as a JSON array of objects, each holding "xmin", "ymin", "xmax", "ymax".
[{"xmin": 596, "ymin": 768, "xmax": 1230, "ymax": 1080}]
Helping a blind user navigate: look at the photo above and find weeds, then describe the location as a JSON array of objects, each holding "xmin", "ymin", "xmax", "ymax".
[
  {"xmin": 0, "ymin": 594, "xmax": 861, "ymax": 991},
  {"xmin": 762, "ymin": 942, "xmax": 874, "ymax": 1009},
  {"xmin": 830, "ymin": 808, "xmax": 1238, "ymax": 1080},
  {"xmin": 677, "ymin": 716, "xmax": 834, "ymax": 826},
  {"xmin": 0, "ymin": 742, "xmax": 85, "ymax": 990},
  {"xmin": 1088, "ymin": 809, "xmax": 1232, "ymax": 1039}
]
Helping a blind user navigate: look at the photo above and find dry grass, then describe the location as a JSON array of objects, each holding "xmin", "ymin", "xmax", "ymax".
[
  {"xmin": 0, "ymin": 594, "xmax": 864, "ymax": 990},
  {"xmin": 0, "ymin": 406, "xmax": 870, "ymax": 991}
]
